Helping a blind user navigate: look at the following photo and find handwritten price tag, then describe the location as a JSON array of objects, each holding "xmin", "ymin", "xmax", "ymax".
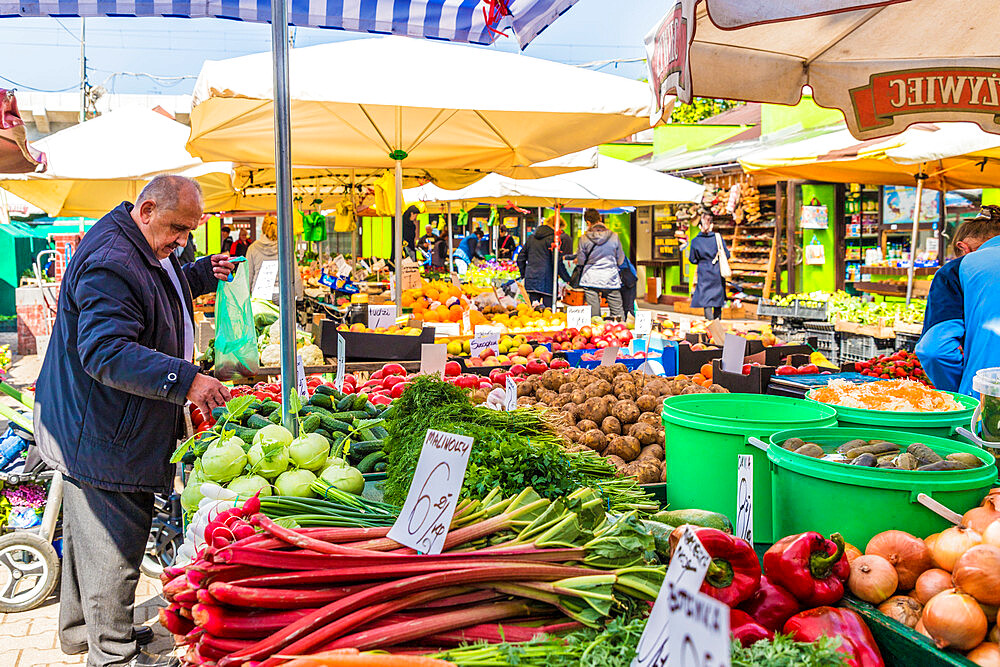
[
  {"xmin": 505, "ymin": 376, "xmax": 518, "ymax": 411},
  {"xmin": 470, "ymin": 331, "xmax": 500, "ymax": 359},
  {"xmin": 296, "ymin": 353, "xmax": 308, "ymax": 397},
  {"xmin": 335, "ymin": 334, "xmax": 346, "ymax": 392},
  {"xmin": 567, "ymin": 305, "xmax": 590, "ymax": 330},
  {"xmin": 462, "ymin": 311, "xmax": 471, "ymax": 335},
  {"xmin": 736, "ymin": 454, "xmax": 753, "ymax": 545},
  {"xmin": 632, "ymin": 527, "xmax": 712, "ymax": 667},
  {"xmin": 387, "ymin": 429, "xmax": 474, "ymax": 554},
  {"xmin": 251, "ymin": 260, "xmax": 279, "ymax": 300},
  {"xmin": 368, "ymin": 304, "xmax": 397, "ymax": 329},
  {"xmin": 665, "ymin": 585, "xmax": 731, "ymax": 667},
  {"xmin": 635, "ymin": 310, "xmax": 653, "ymax": 336}
]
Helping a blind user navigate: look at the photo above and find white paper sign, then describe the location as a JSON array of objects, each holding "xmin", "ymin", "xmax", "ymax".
[
  {"xmin": 372, "ymin": 259, "xmax": 386, "ymax": 272},
  {"xmin": 737, "ymin": 454, "xmax": 754, "ymax": 545},
  {"xmin": 505, "ymin": 376, "xmax": 518, "ymax": 411},
  {"xmin": 721, "ymin": 334, "xmax": 747, "ymax": 374},
  {"xmin": 567, "ymin": 305, "xmax": 590, "ymax": 330},
  {"xmin": 470, "ymin": 331, "xmax": 500, "ymax": 359},
  {"xmin": 600, "ymin": 346, "xmax": 620, "ymax": 367},
  {"xmin": 430, "ymin": 322, "xmax": 460, "ymax": 338},
  {"xmin": 251, "ymin": 260, "xmax": 279, "ymax": 300},
  {"xmin": 296, "ymin": 353, "xmax": 308, "ymax": 397},
  {"xmin": 450, "ymin": 272, "xmax": 462, "ymax": 287},
  {"xmin": 665, "ymin": 587, "xmax": 731, "ymax": 667},
  {"xmin": 369, "ymin": 305, "xmax": 397, "ymax": 329},
  {"xmin": 401, "ymin": 259, "xmax": 422, "ymax": 291},
  {"xmin": 387, "ymin": 429, "xmax": 474, "ymax": 554},
  {"xmin": 419, "ymin": 343, "xmax": 448, "ymax": 378},
  {"xmin": 474, "ymin": 325, "xmax": 503, "ymax": 335},
  {"xmin": 335, "ymin": 334, "xmax": 346, "ymax": 392},
  {"xmin": 633, "ymin": 527, "xmax": 712, "ymax": 667},
  {"xmin": 635, "ymin": 310, "xmax": 653, "ymax": 336}
]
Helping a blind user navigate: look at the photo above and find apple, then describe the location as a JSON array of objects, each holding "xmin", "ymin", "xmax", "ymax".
[
  {"xmin": 537, "ymin": 349, "xmax": 553, "ymax": 363},
  {"xmin": 550, "ymin": 358, "xmax": 570, "ymax": 369},
  {"xmin": 525, "ymin": 360, "xmax": 548, "ymax": 375},
  {"xmin": 479, "ymin": 380, "xmax": 494, "ymax": 391},
  {"xmin": 516, "ymin": 343, "xmax": 533, "ymax": 357},
  {"xmin": 580, "ymin": 326, "xmax": 592, "ymax": 339},
  {"xmin": 510, "ymin": 355, "xmax": 528, "ymax": 364},
  {"xmin": 444, "ymin": 361, "xmax": 461, "ymax": 377},
  {"xmin": 467, "ymin": 358, "xmax": 484, "ymax": 367},
  {"xmin": 595, "ymin": 339, "xmax": 610, "ymax": 349},
  {"xmin": 775, "ymin": 365, "xmax": 797, "ymax": 376}
]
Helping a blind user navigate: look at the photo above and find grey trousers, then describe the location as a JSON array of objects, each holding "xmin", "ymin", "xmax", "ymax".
[
  {"xmin": 583, "ymin": 287, "xmax": 625, "ymax": 320},
  {"xmin": 59, "ymin": 476, "xmax": 154, "ymax": 667}
]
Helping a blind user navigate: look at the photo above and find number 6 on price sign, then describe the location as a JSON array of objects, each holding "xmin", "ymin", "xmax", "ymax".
[{"xmin": 387, "ymin": 429, "xmax": 474, "ymax": 554}]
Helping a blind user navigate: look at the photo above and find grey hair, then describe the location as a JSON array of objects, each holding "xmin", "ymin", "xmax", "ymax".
[{"xmin": 137, "ymin": 174, "xmax": 203, "ymax": 211}]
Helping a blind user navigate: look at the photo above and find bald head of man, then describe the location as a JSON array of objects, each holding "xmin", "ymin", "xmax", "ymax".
[{"xmin": 131, "ymin": 174, "xmax": 204, "ymax": 259}]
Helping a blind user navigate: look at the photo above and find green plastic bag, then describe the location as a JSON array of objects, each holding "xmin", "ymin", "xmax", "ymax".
[{"xmin": 214, "ymin": 267, "xmax": 260, "ymax": 380}]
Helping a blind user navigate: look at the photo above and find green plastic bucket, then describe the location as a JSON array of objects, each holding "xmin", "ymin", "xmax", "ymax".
[
  {"xmin": 767, "ymin": 427, "xmax": 997, "ymax": 548},
  {"xmin": 805, "ymin": 389, "xmax": 979, "ymax": 439},
  {"xmin": 662, "ymin": 394, "xmax": 838, "ymax": 544}
]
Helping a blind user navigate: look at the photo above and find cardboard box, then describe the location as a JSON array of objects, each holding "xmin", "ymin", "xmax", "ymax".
[
  {"xmin": 318, "ymin": 319, "xmax": 435, "ymax": 360},
  {"xmin": 677, "ymin": 342, "xmax": 723, "ymax": 375},
  {"xmin": 763, "ymin": 338, "xmax": 818, "ymax": 367},
  {"xmin": 711, "ymin": 358, "xmax": 776, "ymax": 394}
]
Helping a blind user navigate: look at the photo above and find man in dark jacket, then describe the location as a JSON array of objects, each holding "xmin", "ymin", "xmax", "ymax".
[
  {"xmin": 517, "ymin": 217, "xmax": 573, "ymax": 308},
  {"xmin": 35, "ymin": 175, "xmax": 234, "ymax": 666}
]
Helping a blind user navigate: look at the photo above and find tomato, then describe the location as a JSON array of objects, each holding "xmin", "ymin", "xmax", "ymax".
[
  {"xmin": 382, "ymin": 375, "xmax": 405, "ymax": 390},
  {"xmin": 390, "ymin": 382, "xmax": 408, "ymax": 399},
  {"xmin": 196, "ymin": 422, "xmax": 212, "ymax": 433},
  {"xmin": 371, "ymin": 395, "xmax": 392, "ymax": 406},
  {"xmin": 382, "ymin": 363, "xmax": 406, "ymax": 377},
  {"xmin": 797, "ymin": 364, "xmax": 819, "ymax": 375},
  {"xmin": 190, "ymin": 409, "xmax": 205, "ymax": 427}
]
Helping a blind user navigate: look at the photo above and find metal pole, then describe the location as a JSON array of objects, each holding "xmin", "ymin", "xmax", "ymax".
[
  {"xmin": 906, "ymin": 169, "xmax": 926, "ymax": 305},
  {"xmin": 447, "ymin": 201, "xmax": 453, "ymax": 274},
  {"xmin": 350, "ymin": 169, "xmax": 358, "ymax": 262},
  {"xmin": 271, "ymin": 0, "xmax": 297, "ymax": 431},
  {"xmin": 551, "ymin": 202, "xmax": 560, "ymax": 311},
  {"xmin": 79, "ymin": 18, "xmax": 86, "ymax": 123},
  {"xmin": 394, "ymin": 158, "xmax": 403, "ymax": 308}
]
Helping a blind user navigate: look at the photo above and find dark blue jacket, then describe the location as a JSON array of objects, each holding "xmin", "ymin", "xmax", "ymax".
[
  {"xmin": 457, "ymin": 234, "xmax": 481, "ymax": 262},
  {"xmin": 517, "ymin": 224, "xmax": 572, "ymax": 295},
  {"xmin": 689, "ymin": 232, "xmax": 729, "ymax": 308},
  {"xmin": 916, "ymin": 257, "xmax": 965, "ymax": 392},
  {"xmin": 34, "ymin": 203, "xmax": 217, "ymax": 493}
]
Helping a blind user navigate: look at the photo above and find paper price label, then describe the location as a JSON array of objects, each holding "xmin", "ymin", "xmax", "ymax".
[
  {"xmin": 736, "ymin": 454, "xmax": 753, "ymax": 545},
  {"xmin": 721, "ymin": 333, "xmax": 747, "ymax": 374},
  {"xmin": 633, "ymin": 527, "xmax": 712, "ymax": 667},
  {"xmin": 368, "ymin": 305, "xmax": 397, "ymax": 329},
  {"xmin": 600, "ymin": 346, "xmax": 620, "ymax": 367},
  {"xmin": 387, "ymin": 429, "xmax": 474, "ymax": 554},
  {"xmin": 334, "ymin": 254, "xmax": 351, "ymax": 277},
  {"xmin": 567, "ymin": 305, "xmax": 590, "ymax": 330},
  {"xmin": 401, "ymin": 260, "xmax": 422, "ymax": 291},
  {"xmin": 372, "ymin": 259, "xmax": 386, "ymax": 272},
  {"xmin": 505, "ymin": 376, "xmax": 518, "ymax": 411},
  {"xmin": 335, "ymin": 334, "xmax": 346, "ymax": 392},
  {"xmin": 470, "ymin": 331, "xmax": 500, "ymax": 359},
  {"xmin": 635, "ymin": 310, "xmax": 653, "ymax": 336},
  {"xmin": 430, "ymin": 322, "xmax": 460, "ymax": 338},
  {"xmin": 450, "ymin": 272, "xmax": 462, "ymax": 287},
  {"xmin": 665, "ymin": 586, "xmax": 731, "ymax": 667},
  {"xmin": 462, "ymin": 311, "xmax": 471, "ymax": 335},
  {"xmin": 419, "ymin": 343, "xmax": 447, "ymax": 378},
  {"xmin": 251, "ymin": 260, "xmax": 279, "ymax": 300},
  {"xmin": 296, "ymin": 353, "xmax": 308, "ymax": 397}
]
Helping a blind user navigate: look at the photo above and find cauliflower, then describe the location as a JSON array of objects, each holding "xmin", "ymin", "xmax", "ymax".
[
  {"xmin": 260, "ymin": 343, "xmax": 282, "ymax": 367},
  {"xmin": 268, "ymin": 321, "xmax": 282, "ymax": 342},
  {"xmin": 298, "ymin": 344, "xmax": 325, "ymax": 366}
]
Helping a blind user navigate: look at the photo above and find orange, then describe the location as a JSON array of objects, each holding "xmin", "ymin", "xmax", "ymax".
[
  {"xmin": 692, "ymin": 373, "xmax": 706, "ymax": 385},
  {"xmin": 401, "ymin": 292, "xmax": 415, "ymax": 308},
  {"xmin": 449, "ymin": 304, "xmax": 464, "ymax": 322},
  {"xmin": 469, "ymin": 310, "xmax": 488, "ymax": 325},
  {"xmin": 435, "ymin": 305, "xmax": 450, "ymax": 320},
  {"xmin": 424, "ymin": 287, "xmax": 440, "ymax": 302},
  {"xmin": 675, "ymin": 374, "xmax": 689, "ymax": 382},
  {"xmin": 422, "ymin": 310, "xmax": 439, "ymax": 322},
  {"xmin": 700, "ymin": 364, "xmax": 713, "ymax": 380}
]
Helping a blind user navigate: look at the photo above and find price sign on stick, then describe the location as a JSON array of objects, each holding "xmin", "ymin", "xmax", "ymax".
[
  {"xmin": 420, "ymin": 344, "xmax": 448, "ymax": 378},
  {"xmin": 635, "ymin": 310, "xmax": 653, "ymax": 336},
  {"xmin": 296, "ymin": 354, "xmax": 308, "ymax": 397},
  {"xmin": 251, "ymin": 260, "xmax": 279, "ymax": 299},
  {"xmin": 600, "ymin": 346, "xmax": 619, "ymax": 367},
  {"xmin": 505, "ymin": 376, "xmax": 518, "ymax": 411},
  {"xmin": 387, "ymin": 429, "xmax": 474, "ymax": 554},
  {"xmin": 567, "ymin": 306, "xmax": 590, "ymax": 330},
  {"xmin": 721, "ymin": 333, "xmax": 747, "ymax": 374},
  {"xmin": 470, "ymin": 331, "xmax": 500, "ymax": 359},
  {"xmin": 633, "ymin": 526, "xmax": 712, "ymax": 667},
  {"xmin": 736, "ymin": 454, "xmax": 753, "ymax": 545},
  {"xmin": 368, "ymin": 304, "xmax": 397, "ymax": 329},
  {"xmin": 665, "ymin": 587, "xmax": 731, "ymax": 667},
  {"xmin": 335, "ymin": 334, "xmax": 346, "ymax": 392}
]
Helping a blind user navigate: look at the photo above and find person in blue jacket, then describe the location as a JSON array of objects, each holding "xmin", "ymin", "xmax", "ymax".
[
  {"xmin": 688, "ymin": 212, "xmax": 729, "ymax": 320},
  {"xmin": 916, "ymin": 206, "xmax": 1000, "ymax": 394},
  {"xmin": 453, "ymin": 228, "xmax": 483, "ymax": 275}
]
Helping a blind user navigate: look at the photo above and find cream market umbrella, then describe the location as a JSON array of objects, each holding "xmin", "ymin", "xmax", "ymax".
[
  {"xmin": 0, "ymin": 108, "xmax": 241, "ymax": 217},
  {"xmin": 682, "ymin": 0, "xmax": 1000, "ymax": 140},
  {"xmin": 186, "ymin": 36, "xmax": 659, "ymax": 307}
]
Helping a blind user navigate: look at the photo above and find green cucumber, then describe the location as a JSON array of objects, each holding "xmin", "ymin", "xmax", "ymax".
[
  {"xmin": 268, "ymin": 409, "xmax": 282, "ymax": 425},
  {"xmin": 363, "ymin": 402, "xmax": 380, "ymax": 417},
  {"xmin": 246, "ymin": 414, "xmax": 272, "ymax": 430},
  {"xmin": 301, "ymin": 414, "xmax": 322, "ymax": 433},
  {"xmin": 259, "ymin": 400, "xmax": 280, "ymax": 413},
  {"xmin": 314, "ymin": 428, "xmax": 333, "ymax": 441},
  {"xmin": 651, "ymin": 509, "xmax": 733, "ymax": 534},
  {"xmin": 321, "ymin": 417, "xmax": 351, "ymax": 434},
  {"xmin": 357, "ymin": 451, "xmax": 385, "ymax": 473},
  {"xmin": 335, "ymin": 395, "xmax": 355, "ymax": 411},
  {"xmin": 211, "ymin": 407, "xmax": 228, "ymax": 421},
  {"xmin": 230, "ymin": 425, "xmax": 259, "ymax": 446},
  {"xmin": 370, "ymin": 426, "xmax": 389, "ymax": 440},
  {"xmin": 308, "ymin": 393, "xmax": 333, "ymax": 409},
  {"xmin": 351, "ymin": 439, "xmax": 383, "ymax": 456},
  {"xmin": 329, "ymin": 410, "xmax": 370, "ymax": 421},
  {"xmin": 314, "ymin": 384, "xmax": 337, "ymax": 397},
  {"xmin": 373, "ymin": 462, "xmax": 386, "ymax": 473},
  {"xmin": 351, "ymin": 394, "xmax": 369, "ymax": 411}
]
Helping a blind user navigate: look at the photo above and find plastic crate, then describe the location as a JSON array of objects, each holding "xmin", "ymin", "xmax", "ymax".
[
  {"xmin": 803, "ymin": 321, "xmax": 839, "ymax": 364},
  {"xmin": 755, "ymin": 300, "xmax": 797, "ymax": 318},
  {"xmin": 839, "ymin": 332, "xmax": 895, "ymax": 364},
  {"xmin": 895, "ymin": 331, "xmax": 920, "ymax": 353},
  {"xmin": 794, "ymin": 300, "xmax": 829, "ymax": 320}
]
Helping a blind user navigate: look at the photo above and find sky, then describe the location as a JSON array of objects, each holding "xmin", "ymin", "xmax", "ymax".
[{"xmin": 0, "ymin": 0, "xmax": 665, "ymax": 96}]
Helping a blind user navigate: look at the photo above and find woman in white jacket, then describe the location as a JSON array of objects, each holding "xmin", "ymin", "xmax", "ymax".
[{"xmin": 576, "ymin": 209, "xmax": 626, "ymax": 320}]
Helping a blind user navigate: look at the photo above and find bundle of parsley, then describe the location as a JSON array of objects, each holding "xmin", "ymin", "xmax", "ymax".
[{"xmin": 381, "ymin": 376, "xmax": 656, "ymax": 514}]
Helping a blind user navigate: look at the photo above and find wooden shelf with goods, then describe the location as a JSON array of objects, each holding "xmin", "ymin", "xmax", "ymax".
[{"xmin": 725, "ymin": 180, "xmax": 781, "ymax": 302}]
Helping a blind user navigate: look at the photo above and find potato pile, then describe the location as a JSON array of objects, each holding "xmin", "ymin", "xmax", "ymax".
[{"xmin": 515, "ymin": 364, "xmax": 728, "ymax": 484}]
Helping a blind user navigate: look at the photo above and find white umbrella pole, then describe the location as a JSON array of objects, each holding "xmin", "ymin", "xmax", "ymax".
[
  {"xmin": 906, "ymin": 169, "xmax": 927, "ymax": 306},
  {"xmin": 350, "ymin": 168, "xmax": 357, "ymax": 262},
  {"xmin": 394, "ymin": 158, "xmax": 403, "ymax": 308},
  {"xmin": 551, "ymin": 202, "xmax": 560, "ymax": 311},
  {"xmin": 271, "ymin": 0, "xmax": 297, "ymax": 431},
  {"xmin": 447, "ymin": 201, "xmax": 453, "ymax": 274}
]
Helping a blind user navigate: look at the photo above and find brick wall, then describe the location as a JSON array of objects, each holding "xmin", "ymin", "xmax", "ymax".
[
  {"xmin": 48, "ymin": 233, "xmax": 83, "ymax": 282},
  {"xmin": 15, "ymin": 286, "xmax": 58, "ymax": 355}
]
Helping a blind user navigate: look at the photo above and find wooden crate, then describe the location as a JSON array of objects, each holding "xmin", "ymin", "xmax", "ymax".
[{"xmin": 834, "ymin": 319, "xmax": 896, "ymax": 339}]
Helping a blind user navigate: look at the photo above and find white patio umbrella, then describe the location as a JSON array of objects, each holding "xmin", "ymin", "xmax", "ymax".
[
  {"xmin": 186, "ymin": 36, "xmax": 659, "ymax": 309},
  {"xmin": 678, "ymin": 0, "xmax": 1000, "ymax": 140}
]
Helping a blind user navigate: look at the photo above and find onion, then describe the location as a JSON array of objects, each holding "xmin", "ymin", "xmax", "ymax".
[
  {"xmin": 965, "ymin": 505, "xmax": 1000, "ymax": 534},
  {"xmin": 914, "ymin": 568, "xmax": 954, "ymax": 604},
  {"xmin": 845, "ymin": 542, "xmax": 863, "ymax": 565},
  {"xmin": 979, "ymin": 601, "xmax": 999, "ymax": 621},
  {"xmin": 983, "ymin": 488, "xmax": 1000, "ymax": 509},
  {"xmin": 866, "ymin": 530, "xmax": 933, "ymax": 590},
  {"xmin": 990, "ymin": 625, "xmax": 1000, "ymax": 644},
  {"xmin": 967, "ymin": 643, "xmax": 1000, "ymax": 667},
  {"xmin": 953, "ymin": 545, "xmax": 1000, "ymax": 605},
  {"xmin": 915, "ymin": 618, "xmax": 931, "ymax": 639},
  {"xmin": 877, "ymin": 595, "xmax": 922, "ymax": 628},
  {"xmin": 984, "ymin": 521, "xmax": 1000, "ymax": 548},
  {"xmin": 928, "ymin": 525, "xmax": 983, "ymax": 571},
  {"xmin": 849, "ymin": 554, "xmax": 899, "ymax": 603},
  {"xmin": 922, "ymin": 589, "xmax": 988, "ymax": 650}
]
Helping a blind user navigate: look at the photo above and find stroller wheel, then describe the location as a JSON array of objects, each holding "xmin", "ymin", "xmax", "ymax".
[
  {"xmin": 140, "ymin": 519, "xmax": 182, "ymax": 579},
  {"xmin": 0, "ymin": 532, "xmax": 59, "ymax": 613}
]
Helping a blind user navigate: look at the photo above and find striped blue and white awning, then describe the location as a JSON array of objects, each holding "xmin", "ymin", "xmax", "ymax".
[{"xmin": 0, "ymin": 0, "xmax": 579, "ymax": 47}]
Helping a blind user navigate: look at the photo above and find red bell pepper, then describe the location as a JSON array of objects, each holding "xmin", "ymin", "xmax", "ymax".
[
  {"xmin": 783, "ymin": 607, "xmax": 885, "ymax": 667},
  {"xmin": 738, "ymin": 574, "xmax": 801, "ymax": 632},
  {"xmin": 671, "ymin": 527, "xmax": 761, "ymax": 607},
  {"xmin": 762, "ymin": 532, "xmax": 849, "ymax": 607},
  {"xmin": 730, "ymin": 609, "xmax": 773, "ymax": 647}
]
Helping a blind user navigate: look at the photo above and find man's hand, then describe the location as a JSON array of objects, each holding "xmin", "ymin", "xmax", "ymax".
[
  {"xmin": 211, "ymin": 254, "xmax": 237, "ymax": 281},
  {"xmin": 187, "ymin": 373, "xmax": 231, "ymax": 418}
]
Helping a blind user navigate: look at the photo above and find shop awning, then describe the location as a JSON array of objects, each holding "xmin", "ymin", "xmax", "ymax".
[
  {"xmin": 0, "ymin": 90, "xmax": 45, "ymax": 174},
  {"xmin": 740, "ymin": 122, "xmax": 1000, "ymax": 190}
]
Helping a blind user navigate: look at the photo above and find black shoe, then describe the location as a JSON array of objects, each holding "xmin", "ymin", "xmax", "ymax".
[
  {"xmin": 62, "ymin": 627, "xmax": 154, "ymax": 656},
  {"xmin": 130, "ymin": 649, "xmax": 180, "ymax": 667}
]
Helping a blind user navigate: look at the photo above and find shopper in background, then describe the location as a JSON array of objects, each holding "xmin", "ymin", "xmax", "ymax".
[
  {"xmin": 419, "ymin": 224, "xmax": 437, "ymax": 255},
  {"xmin": 229, "ymin": 228, "xmax": 251, "ymax": 258},
  {"xmin": 496, "ymin": 228, "xmax": 516, "ymax": 260},
  {"xmin": 619, "ymin": 256, "xmax": 638, "ymax": 321},
  {"xmin": 518, "ymin": 215, "xmax": 572, "ymax": 308},
  {"xmin": 917, "ymin": 206, "xmax": 1000, "ymax": 394},
  {"xmin": 454, "ymin": 228, "xmax": 483, "ymax": 275},
  {"xmin": 689, "ymin": 211, "xmax": 729, "ymax": 321},
  {"xmin": 246, "ymin": 214, "xmax": 304, "ymax": 304},
  {"xmin": 35, "ymin": 175, "xmax": 234, "ymax": 667},
  {"xmin": 430, "ymin": 234, "xmax": 449, "ymax": 269},
  {"xmin": 577, "ymin": 209, "xmax": 626, "ymax": 320},
  {"xmin": 402, "ymin": 205, "xmax": 420, "ymax": 261},
  {"xmin": 176, "ymin": 231, "xmax": 196, "ymax": 264}
]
